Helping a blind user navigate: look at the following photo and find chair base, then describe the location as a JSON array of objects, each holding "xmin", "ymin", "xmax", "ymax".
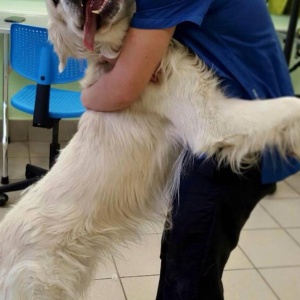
[
  {"xmin": 0, "ymin": 164, "xmax": 48, "ymax": 205},
  {"xmin": 0, "ymin": 120, "xmax": 61, "ymax": 206},
  {"xmin": 1, "ymin": 177, "xmax": 9, "ymax": 185},
  {"xmin": 1, "ymin": 164, "xmax": 47, "ymax": 192}
]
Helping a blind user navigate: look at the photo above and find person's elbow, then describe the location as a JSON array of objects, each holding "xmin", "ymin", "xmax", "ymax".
[{"xmin": 81, "ymin": 87, "xmax": 138, "ymax": 112}]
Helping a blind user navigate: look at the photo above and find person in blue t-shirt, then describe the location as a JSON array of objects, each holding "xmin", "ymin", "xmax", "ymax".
[{"xmin": 81, "ymin": 0, "xmax": 300, "ymax": 299}]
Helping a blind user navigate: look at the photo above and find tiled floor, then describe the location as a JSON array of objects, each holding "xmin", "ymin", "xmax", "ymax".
[{"xmin": 1, "ymin": 141, "xmax": 300, "ymax": 299}]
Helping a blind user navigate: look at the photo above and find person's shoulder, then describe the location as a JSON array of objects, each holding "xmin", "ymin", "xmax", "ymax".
[
  {"xmin": 135, "ymin": 0, "xmax": 205, "ymax": 11},
  {"xmin": 135, "ymin": 0, "xmax": 172, "ymax": 10}
]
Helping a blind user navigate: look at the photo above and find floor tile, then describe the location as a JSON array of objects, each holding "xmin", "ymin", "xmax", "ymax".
[
  {"xmin": 5, "ymin": 158, "xmax": 30, "ymax": 180},
  {"xmin": 93, "ymin": 256, "xmax": 118, "ymax": 280},
  {"xmin": 225, "ymin": 246, "xmax": 253, "ymax": 270},
  {"xmin": 265, "ymin": 181, "xmax": 299, "ymax": 199},
  {"xmin": 286, "ymin": 174, "xmax": 300, "ymax": 195},
  {"xmin": 28, "ymin": 142, "xmax": 50, "ymax": 158},
  {"xmin": 30, "ymin": 157, "xmax": 50, "ymax": 170},
  {"xmin": 239, "ymin": 229, "xmax": 300, "ymax": 268},
  {"xmin": 114, "ymin": 234, "xmax": 161, "ymax": 277},
  {"xmin": 7, "ymin": 142, "xmax": 29, "ymax": 158},
  {"xmin": 86, "ymin": 279, "xmax": 125, "ymax": 300},
  {"xmin": 260, "ymin": 267, "xmax": 300, "ymax": 300},
  {"xmin": 223, "ymin": 269, "xmax": 277, "ymax": 300},
  {"xmin": 122, "ymin": 276, "xmax": 159, "ymax": 300},
  {"xmin": 287, "ymin": 228, "xmax": 300, "ymax": 245},
  {"xmin": 243, "ymin": 204, "xmax": 280, "ymax": 229},
  {"xmin": 28, "ymin": 126, "xmax": 52, "ymax": 142},
  {"xmin": 261, "ymin": 198, "xmax": 300, "ymax": 227},
  {"xmin": 0, "ymin": 206, "xmax": 12, "ymax": 222}
]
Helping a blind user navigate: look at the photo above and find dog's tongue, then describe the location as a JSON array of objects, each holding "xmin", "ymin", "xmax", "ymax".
[{"xmin": 84, "ymin": 0, "xmax": 105, "ymax": 51}]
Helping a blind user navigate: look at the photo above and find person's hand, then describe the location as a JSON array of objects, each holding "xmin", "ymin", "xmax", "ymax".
[
  {"xmin": 99, "ymin": 54, "xmax": 159, "ymax": 82},
  {"xmin": 99, "ymin": 55, "xmax": 119, "ymax": 67}
]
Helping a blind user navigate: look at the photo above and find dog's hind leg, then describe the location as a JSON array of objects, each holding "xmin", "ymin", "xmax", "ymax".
[{"xmin": 0, "ymin": 111, "xmax": 183, "ymax": 299}]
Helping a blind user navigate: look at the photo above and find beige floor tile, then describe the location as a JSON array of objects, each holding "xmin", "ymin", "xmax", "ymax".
[
  {"xmin": 261, "ymin": 198, "xmax": 300, "ymax": 227},
  {"xmin": 30, "ymin": 158, "xmax": 50, "ymax": 170},
  {"xmin": 93, "ymin": 256, "xmax": 118, "ymax": 280},
  {"xmin": 86, "ymin": 279, "xmax": 125, "ymax": 300},
  {"xmin": 28, "ymin": 142, "xmax": 50, "ymax": 158},
  {"xmin": 260, "ymin": 267, "xmax": 300, "ymax": 300},
  {"xmin": 285, "ymin": 174, "xmax": 300, "ymax": 195},
  {"xmin": 244, "ymin": 204, "xmax": 280, "ymax": 229},
  {"xmin": 28, "ymin": 126, "xmax": 52, "ymax": 142},
  {"xmin": 225, "ymin": 246, "xmax": 253, "ymax": 270},
  {"xmin": 223, "ymin": 269, "xmax": 277, "ymax": 300},
  {"xmin": 287, "ymin": 228, "xmax": 300, "ymax": 244},
  {"xmin": 122, "ymin": 276, "xmax": 159, "ymax": 300},
  {"xmin": 114, "ymin": 234, "xmax": 161, "ymax": 277},
  {"xmin": 265, "ymin": 181, "xmax": 299, "ymax": 199},
  {"xmin": 239, "ymin": 229, "xmax": 300, "ymax": 268},
  {"xmin": 0, "ymin": 206, "xmax": 12, "ymax": 222},
  {"xmin": 6, "ymin": 157, "xmax": 30, "ymax": 180},
  {"xmin": 7, "ymin": 142, "xmax": 29, "ymax": 158}
]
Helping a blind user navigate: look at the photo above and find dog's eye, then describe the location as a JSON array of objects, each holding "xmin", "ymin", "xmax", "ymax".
[{"xmin": 52, "ymin": 0, "xmax": 59, "ymax": 6}]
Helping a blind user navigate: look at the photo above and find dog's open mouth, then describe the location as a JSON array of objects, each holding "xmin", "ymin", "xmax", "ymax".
[{"xmin": 83, "ymin": 0, "xmax": 114, "ymax": 51}]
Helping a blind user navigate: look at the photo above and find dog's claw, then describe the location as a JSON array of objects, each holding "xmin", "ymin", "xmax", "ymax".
[{"xmin": 92, "ymin": 10, "xmax": 101, "ymax": 14}]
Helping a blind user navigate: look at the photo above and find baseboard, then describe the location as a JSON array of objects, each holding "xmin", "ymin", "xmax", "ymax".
[{"xmin": 0, "ymin": 119, "xmax": 79, "ymax": 142}]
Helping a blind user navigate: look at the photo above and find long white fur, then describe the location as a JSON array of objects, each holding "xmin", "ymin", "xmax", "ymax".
[{"xmin": 0, "ymin": 0, "xmax": 300, "ymax": 299}]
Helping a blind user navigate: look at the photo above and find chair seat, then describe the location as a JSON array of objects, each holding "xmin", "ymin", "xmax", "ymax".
[{"xmin": 11, "ymin": 85, "xmax": 86, "ymax": 119}]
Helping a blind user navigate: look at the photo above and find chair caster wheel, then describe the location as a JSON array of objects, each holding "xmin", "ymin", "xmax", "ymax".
[{"xmin": 0, "ymin": 194, "xmax": 9, "ymax": 207}]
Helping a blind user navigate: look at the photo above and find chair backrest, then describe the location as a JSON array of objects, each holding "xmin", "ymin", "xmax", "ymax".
[{"xmin": 10, "ymin": 24, "xmax": 87, "ymax": 85}]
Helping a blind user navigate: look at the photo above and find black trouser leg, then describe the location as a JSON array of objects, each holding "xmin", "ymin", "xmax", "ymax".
[{"xmin": 156, "ymin": 158, "xmax": 275, "ymax": 300}]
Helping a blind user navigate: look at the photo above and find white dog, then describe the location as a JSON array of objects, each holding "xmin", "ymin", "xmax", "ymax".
[{"xmin": 0, "ymin": 0, "xmax": 300, "ymax": 299}]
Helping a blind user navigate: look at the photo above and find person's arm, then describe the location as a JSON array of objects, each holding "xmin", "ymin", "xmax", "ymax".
[{"xmin": 81, "ymin": 26, "xmax": 175, "ymax": 112}]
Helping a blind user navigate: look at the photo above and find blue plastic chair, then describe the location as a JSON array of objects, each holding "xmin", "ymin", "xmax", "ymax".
[
  {"xmin": 10, "ymin": 24, "xmax": 86, "ymax": 120},
  {"xmin": 0, "ymin": 24, "xmax": 87, "ymax": 204}
]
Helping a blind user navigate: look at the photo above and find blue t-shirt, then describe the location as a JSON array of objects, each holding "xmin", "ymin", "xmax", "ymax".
[{"xmin": 131, "ymin": 0, "xmax": 300, "ymax": 183}]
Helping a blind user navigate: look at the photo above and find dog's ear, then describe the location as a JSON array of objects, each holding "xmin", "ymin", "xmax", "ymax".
[{"xmin": 48, "ymin": 22, "xmax": 74, "ymax": 72}]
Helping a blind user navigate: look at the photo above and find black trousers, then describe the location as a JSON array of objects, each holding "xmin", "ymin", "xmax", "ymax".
[{"xmin": 156, "ymin": 157, "xmax": 275, "ymax": 300}]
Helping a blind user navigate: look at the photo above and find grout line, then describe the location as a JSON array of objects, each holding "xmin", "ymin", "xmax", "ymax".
[
  {"xmin": 113, "ymin": 274, "xmax": 160, "ymax": 279},
  {"xmin": 112, "ymin": 256, "xmax": 128, "ymax": 300},
  {"xmin": 237, "ymin": 245, "xmax": 281, "ymax": 300},
  {"xmin": 258, "ymin": 265, "xmax": 300, "ymax": 270},
  {"xmin": 237, "ymin": 245, "xmax": 257, "ymax": 270},
  {"xmin": 259, "ymin": 204, "xmax": 300, "ymax": 248},
  {"xmin": 285, "ymin": 180, "xmax": 300, "ymax": 197},
  {"xmin": 284, "ymin": 228, "xmax": 300, "ymax": 247},
  {"xmin": 243, "ymin": 227, "xmax": 284, "ymax": 231},
  {"xmin": 256, "ymin": 268, "xmax": 281, "ymax": 300},
  {"xmin": 258, "ymin": 204, "xmax": 286, "ymax": 229}
]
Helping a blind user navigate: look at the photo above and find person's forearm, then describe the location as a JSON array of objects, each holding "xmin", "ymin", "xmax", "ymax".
[
  {"xmin": 81, "ymin": 26, "xmax": 175, "ymax": 112},
  {"xmin": 81, "ymin": 69, "xmax": 137, "ymax": 112}
]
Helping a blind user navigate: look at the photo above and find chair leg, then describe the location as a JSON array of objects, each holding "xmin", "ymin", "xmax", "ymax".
[
  {"xmin": 1, "ymin": 34, "xmax": 10, "ymax": 185},
  {"xmin": 25, "ymin": 164, "xmax": 47, "ymax": 179},
  {"xmin": 49, "ymin": 119, "xmax": 60, "ymax": 168}
]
